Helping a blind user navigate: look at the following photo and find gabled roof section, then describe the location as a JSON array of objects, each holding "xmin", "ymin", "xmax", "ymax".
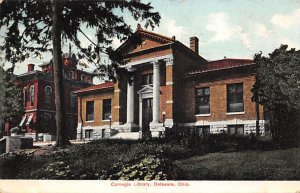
[
  {"xmin": 117, "ymin": 24, "xmax": 175, "ymax": 55},
  {"xmin": 187, "ymin": 58, "xmax": 254, "ymax": 75},
  {"xmin": 74, "ymin": 81, "xmax": 114, "ymax": 94}
]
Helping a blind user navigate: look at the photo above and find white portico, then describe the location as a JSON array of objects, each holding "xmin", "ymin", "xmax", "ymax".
[{"xmin": 122, "ymin": 55, "xmax": 174, "ymax": 137}]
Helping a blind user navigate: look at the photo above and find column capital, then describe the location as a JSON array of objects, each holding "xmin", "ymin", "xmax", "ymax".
[
  {"xmin": 164, "ymin": 58, "xmax": 173, "ymax": 66},
  {"xmin": 150, "ymin": 60, "xmax": 161, "ymax": 68}
]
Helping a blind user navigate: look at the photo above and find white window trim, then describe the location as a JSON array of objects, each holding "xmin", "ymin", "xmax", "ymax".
[
  {"xmin": 226, "ymin": 111, "xmax": 245, "ymax": 115},
  {"xmin": 195, "ymin": 113, "xmax": 211, "ymax": 117}
]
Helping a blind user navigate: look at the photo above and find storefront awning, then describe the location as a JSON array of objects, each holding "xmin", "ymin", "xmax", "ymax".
[
  {"xmin": 26, "ymin": 114, "xmax": 33, "ymax": 125},
  {"xmin": 19, "ymin": 115, "xmax": 26, "ymax": 126}
]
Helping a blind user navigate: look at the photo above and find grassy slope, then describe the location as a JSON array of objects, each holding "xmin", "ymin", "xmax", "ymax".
[{"xmin": 173, "ymin": 148, "xmax": 300, "ymax": 180}]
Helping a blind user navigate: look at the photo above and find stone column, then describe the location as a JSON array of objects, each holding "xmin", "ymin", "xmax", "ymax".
[
  {"xmin": 126, "ymin": 74, "xmax": 135, "ymax": 126},
  {"xmin": 152, "ymin": 60, "xmax": 160, "ymax": 124}
]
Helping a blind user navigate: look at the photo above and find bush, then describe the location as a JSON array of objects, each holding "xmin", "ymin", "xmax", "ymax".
[
  {"xmin": 0, "ymin": 152, "xmax": 31, "ymax": 179},
  {"xmin": 107, "ymin": 154, "xmax": 173, "ymax": 180}
]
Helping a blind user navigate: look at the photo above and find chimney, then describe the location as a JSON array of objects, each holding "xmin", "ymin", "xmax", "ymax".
[
  {"xmin": 190, "ymin": 36, "xmax": 199, "ymax": 55},
  {"xmin": 27, "ymin": 64, "xmax": 35, "ymax": 72}
]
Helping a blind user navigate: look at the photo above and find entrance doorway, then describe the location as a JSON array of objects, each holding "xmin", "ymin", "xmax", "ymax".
[{"xmin": 142, "ymin": 98, "xmax": 153, "ymax": 133}]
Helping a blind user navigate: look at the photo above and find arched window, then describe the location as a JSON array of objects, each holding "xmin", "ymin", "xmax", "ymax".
[
  {"xmin": 70, "ymin": 71, "xmax": 75, "ymax": 79},
  {"xmin": 29, "ymin": 85, "xmax": 34, "ymax": 107},
  {"xmin": 23, "ymin": 87, "xmax": 27, "ymax": 107},
  {"xmin": 45, "ymin": 86, "xmax": 52, "ymax": 107}
]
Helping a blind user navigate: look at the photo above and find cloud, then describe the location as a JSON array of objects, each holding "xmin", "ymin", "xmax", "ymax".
[
  {"xmin": 155, "ymin": 14, "xmax": 188, "ymax": 44},
  {"xmin": 255, "ymin": 23, "xmax": 270, "ymax": 38},
  {"xmin": 206, "ymin": 12, "xmax": 233, "ymax": 42},
  {"xmin": 164, "ymin": 19, "xmax": 185, "ymax": 40},
  {"xmin": 271, "ymin": 9, "xmax": 300, "ymax": 28},
  {"xmin": 205, "ymin": 12, "xmax": 254, "ymax": 51}
]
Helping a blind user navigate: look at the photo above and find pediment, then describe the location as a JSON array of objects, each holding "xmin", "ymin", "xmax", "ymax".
[
  {"xmin": 137, "ymin": 85, "xmax": 153, "ymax": 94},
  {"xmin": 118, "ymin": 27, "xmax": 175, "ymax": 55}
]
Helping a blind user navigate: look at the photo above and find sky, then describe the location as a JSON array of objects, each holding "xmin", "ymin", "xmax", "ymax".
[{"xmin": 2, "ymin": 0, "xmax": 300, "ymax": 83}]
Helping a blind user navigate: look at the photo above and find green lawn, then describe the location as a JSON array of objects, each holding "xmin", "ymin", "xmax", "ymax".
[
  {"xmin": 173, "ymin": 148, "xmax": 300, "ymax": 180},
  {"xmin": 1, "ymin": 137, "xmax": 300, "ymax": 180}
]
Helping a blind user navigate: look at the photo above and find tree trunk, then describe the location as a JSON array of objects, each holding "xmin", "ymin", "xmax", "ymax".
[
  {"xmin": 52, "ymin": 0, "xmax": 70, "ymax": 146},
  {"xmin": 255, "ymin": 94, "xmax": 260, "ymax": 137}
]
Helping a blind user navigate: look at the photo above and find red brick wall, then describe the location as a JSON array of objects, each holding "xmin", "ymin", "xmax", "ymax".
[
  {"xmin": 172, "ymin": 47, "xmax": 205, "ymax": 123},
  {"xmin": 181, "ymin": 74, "xmax": 264, "ymax": 124},
  {"xmin": 78, "ymin": 90, "xmax": 114, "ymax": 127}
]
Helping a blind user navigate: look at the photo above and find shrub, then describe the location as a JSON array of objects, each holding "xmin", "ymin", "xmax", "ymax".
[
  {"xmin": 0, "ymin": 152, "xmax": 31, "ymax": 179},
  {"xmin": 107, "ymin": 154, "xmax": 172, "ymax": 180}
]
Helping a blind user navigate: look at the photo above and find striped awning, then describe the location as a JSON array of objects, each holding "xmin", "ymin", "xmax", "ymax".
[
  {"xmin": 26, "ymin": 114, "xmax": 33, "ymax": 125},
  {"xmin": 19, "ymin": 115, "xmax": 26, "ymax": 126}
]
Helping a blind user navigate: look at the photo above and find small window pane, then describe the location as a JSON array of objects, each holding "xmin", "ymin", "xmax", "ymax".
[
  {"xmin": 102, "ymin": 99, "xmax": 111, "ymax": 120},
  {"xmin": 142, "ymin": 74, "xmax": 153, "ymax": 85},
  {"xmin": 227, "ymin": 125, "xmax": 244, "ymax": 135},
  {"xmin": 86, "ymin": 101, "xmax": 94, "ymax": 121},
  {"xmin": 196, "ymin": 87, "xmax": 210, "ymax": 114},
  {"xmin": 227, "ymin": 83, "xmax": 244, "ymax": 112}
]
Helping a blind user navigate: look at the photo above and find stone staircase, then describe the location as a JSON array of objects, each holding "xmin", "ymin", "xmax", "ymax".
[{"xmin": 109, "ymin": 132, "xmax": 140, "ymax": 140}]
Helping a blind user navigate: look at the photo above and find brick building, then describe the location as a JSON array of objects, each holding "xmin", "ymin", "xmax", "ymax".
[
  {"xmin": 16, "ymin": 53, "xmax": 93, "ymax": 139},
  {"xmin": 75, "ymin": 25, "xmax": 265, "ymax": 140}
]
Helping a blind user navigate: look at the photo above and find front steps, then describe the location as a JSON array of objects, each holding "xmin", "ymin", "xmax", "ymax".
[{"xmin": 109, "ymin": 132, "xmax": 140, "ymax": 140}]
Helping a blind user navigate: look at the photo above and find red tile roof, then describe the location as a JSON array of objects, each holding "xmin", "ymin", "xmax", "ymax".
[
  {"xmin": 74, "ymin": 81, "xmax": 114, "ymax": 94},
  {"xmin": 188, "ymin": 58, "xmax": 254, "ymax": 75}
]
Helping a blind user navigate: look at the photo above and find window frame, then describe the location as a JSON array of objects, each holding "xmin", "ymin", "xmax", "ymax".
[
  {"xmin": 45, "ymin": 86, "xmax": 52, "ymax": 108},
  {"xmin": 227, "ymin": 124, "xmax": 244, "ymax": 135},
  {"xmin": 86, "ymin": 101, "xmax": 94, "ymax": 121},
  {"xmin": 29, "ymin": 85, "xmax": 34, "ymax": 107},
  {"xmin": 70, "ymin": 71, "xmax": 75, "ymax": 79},
  {"xmin": 141, "ymin": 73, "xmax": 153, "ymax": 86},
  {"xmin": 102, "ymin": 99, "xmax": 112, "ymax": 121},
  {"xmin": 23, "ymin": 87, "xmax": 27, "ymax": 107},
  {"xmin": 227, "ymin": 83, "xmax": 244, "ymax": 113},
  {"xmin": 195, "ymin": 87, "xmax": 210, "ymax": 115}
]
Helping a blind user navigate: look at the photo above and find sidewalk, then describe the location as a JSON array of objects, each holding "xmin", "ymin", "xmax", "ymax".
[{"xmin": 33, "ymin": 140, "xmax": 89, "ymax": 147}]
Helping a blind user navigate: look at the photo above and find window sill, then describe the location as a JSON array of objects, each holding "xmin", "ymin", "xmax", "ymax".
[
  {"xmin": 226, "ymin": 112, "xmax": 245, "ymax": 115},
  {"xmin": 102, "ymin": 120, "xmax": 111, "ymax": 122},
  {"xmin": 195, "ymin": 114, "xmax": 211, "ymax": 117},
  {"xmin": 85, "ymin": 120, "xmax": 94, "ymax": 123}
]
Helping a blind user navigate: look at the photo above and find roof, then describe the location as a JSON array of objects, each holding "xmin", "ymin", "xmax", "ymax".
[
  {"xmin": 188, "ymin": 58, "xmax": 254, "ymax": 75},
  {"xmin": 117, "ymin": 24, "xmax": 175, "ymax": 53},
  {"xmin": 136, "ymin": 27, "xmax": 175, "ymax": 43},
  {"xmin": 74, "ymin": 81, "xmax": 114, "ymax": 94}
]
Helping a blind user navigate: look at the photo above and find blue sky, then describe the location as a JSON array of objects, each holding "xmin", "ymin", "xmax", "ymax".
[{"xmin": 4, "ymin": 0, "xmax": 300, "ymax": 79}]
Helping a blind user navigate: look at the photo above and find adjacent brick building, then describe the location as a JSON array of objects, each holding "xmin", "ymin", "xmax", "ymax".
[
  {"xmin": 75, "ymin": 25, "xmax": 265, "ymax": 140},
  {"xmin": 16, "ymin": 53, "xmax": 93, "ymax": 139}
]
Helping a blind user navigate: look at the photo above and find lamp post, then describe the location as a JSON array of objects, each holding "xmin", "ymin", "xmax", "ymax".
[
  {"xmin": 162, "ymin": 111, "xmax": 166, "ymax": 127},
  {"xmin": 109, "ymin": 115, "xmax": 112, "ymax": 130}
]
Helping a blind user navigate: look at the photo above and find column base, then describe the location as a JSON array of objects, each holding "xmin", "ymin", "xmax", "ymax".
[
  {"xmin": 118, "ymin": 122, "xmax": 139, "ymax": 132},
  {"xmin": 150, "ymin": 122, "xmax": 163, "ymax": 131}
]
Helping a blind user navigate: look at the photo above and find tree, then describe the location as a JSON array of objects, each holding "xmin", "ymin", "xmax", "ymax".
[
  {"xmin": 0, "ymin": 0, "xmax": 160, "ymax": 146},
  {"xmin": 252, "ymin": 45, "xmax": 300, "ymax": 146},
  {"xmin": 0, "ymin": 65, "xmax": 23, "ymax": 136}
]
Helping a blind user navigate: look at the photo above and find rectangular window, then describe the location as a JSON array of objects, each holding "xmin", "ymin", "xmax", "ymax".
[
  {"xmin": 227, "ymin": 83, "xmax": 244, "ymax": 112},
  {"xmin": 86, "ymin": 101, "xmax": 94, "ymax": 121},
  {"xmin": 70, "ymin": 71, "xmax": 75, "ymax": 79},
  {"xmin": 196, "ymin": 87, "xmax": 210, "ymax": 114},
  {"xmin": 193, "ymin": 126, "xmax": 210, "ymax": 137},
  {"xmin": 227, "ymin": 125, "xmax": 244, "ymax": 135},
  {"xmin": 85, "ymin": 129, "xmax": 93, "ymax": 139},
  {"xmin": 142, "ymin": 74, "xmax": 153, "ymax": 85},
  {"xmin": 102, "ymin": 99, "xmax": 111, "ymax": 120}
]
